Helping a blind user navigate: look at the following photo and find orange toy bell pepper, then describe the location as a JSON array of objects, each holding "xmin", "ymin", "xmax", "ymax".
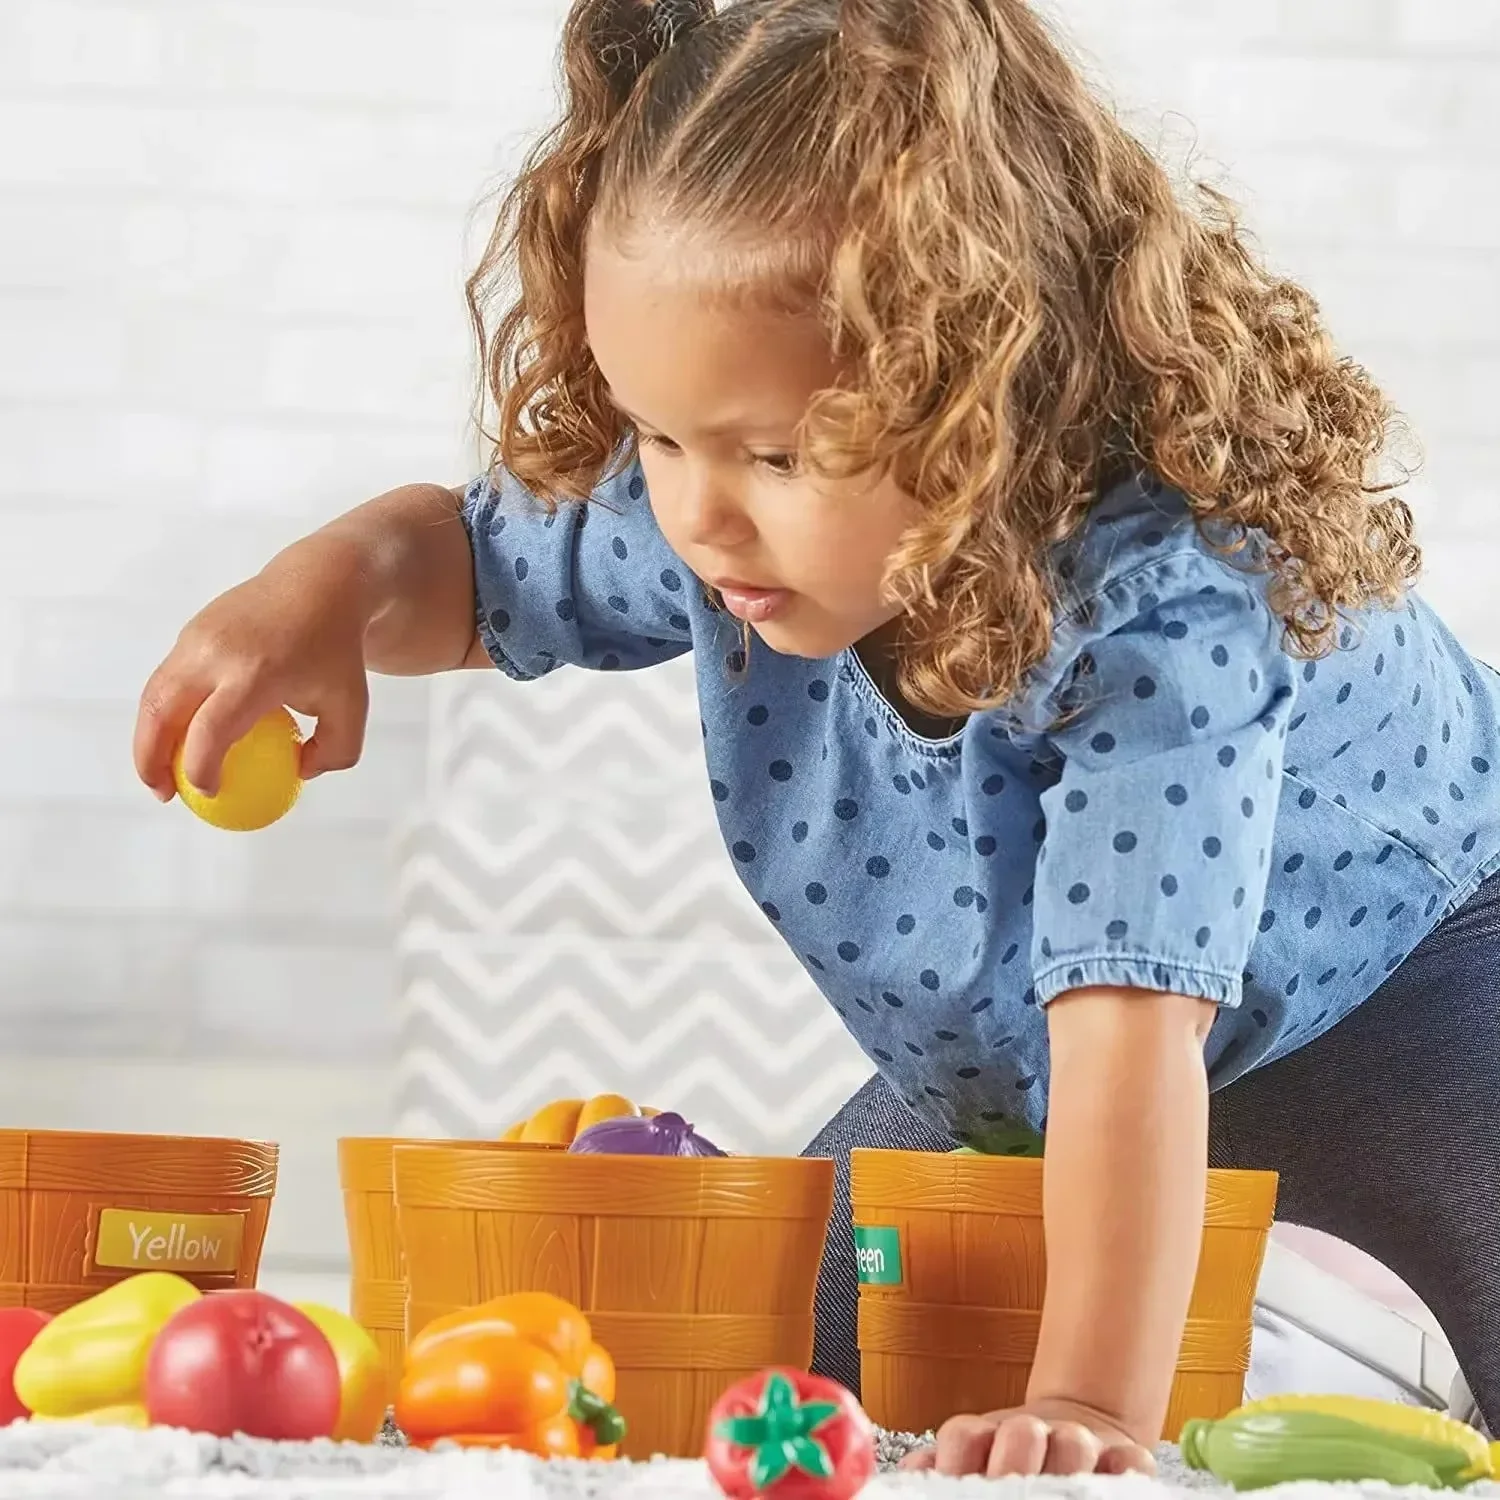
[{"xmin": 394, "ymin": 1291, "xmax": 624, "ymax": 1459}]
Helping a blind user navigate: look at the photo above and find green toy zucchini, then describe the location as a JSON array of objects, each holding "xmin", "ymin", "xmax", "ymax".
[{"xmin": 1180, "ymin": 1410, "xmax": 1480, "ymax": 1491}]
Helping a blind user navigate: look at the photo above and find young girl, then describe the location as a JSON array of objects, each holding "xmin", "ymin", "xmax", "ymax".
[{"xmin": 134, "ymin": 0, "xmax": 1500, "ymax": 1478}]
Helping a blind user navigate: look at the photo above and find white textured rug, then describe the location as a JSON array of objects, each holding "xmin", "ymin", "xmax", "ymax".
[{"xmin": 0, "ymin": 1424, "xmax": 1492, "ymax": 1500}]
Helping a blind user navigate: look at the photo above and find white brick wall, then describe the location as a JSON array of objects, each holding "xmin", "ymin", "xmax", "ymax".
[
  {"xmin": 1, "ymin": 0, "xmax": 1495, "ymax": 1280},
  {"xmin": 0, "ymin": 0, "xmax": 567, "ymax": 1280}
]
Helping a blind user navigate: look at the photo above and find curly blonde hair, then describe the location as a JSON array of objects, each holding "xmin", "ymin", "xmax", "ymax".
[{"xmin": 466, "ymin": 0, "xmax": 1420, "ymax": 719}]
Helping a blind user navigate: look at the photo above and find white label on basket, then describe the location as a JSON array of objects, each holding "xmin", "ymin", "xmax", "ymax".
[{"xmin": 95, "ymin": 1210, "xmax": 244, "ymax": 1273}]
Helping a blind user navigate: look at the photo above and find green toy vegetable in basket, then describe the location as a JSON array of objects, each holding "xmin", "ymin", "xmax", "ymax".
[{"xmin": 949, "ymin": 1121, "xmax": 1044, "ymax": 1157}]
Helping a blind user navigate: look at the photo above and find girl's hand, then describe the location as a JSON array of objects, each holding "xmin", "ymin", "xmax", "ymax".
[
  {"xmin": 133, "ymin": 534, "xmax": 376, "ymax": 802},
  {"xmin": 899, "ymin": 1399, "xmax": 1157, "ymax": 1478}
]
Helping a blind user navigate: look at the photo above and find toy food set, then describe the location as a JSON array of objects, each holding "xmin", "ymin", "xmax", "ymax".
[
  {"xmin": 1182, "ymin": 1394, "xmax": 1500, "ymax": 1490},
  {"xmin": 2, "ymin": 1273, "xmax": 383, "ymax": 1443},
  {"xmin": 5, "ymin": 1093, "xmax": 1489, "ymax": 1500}
]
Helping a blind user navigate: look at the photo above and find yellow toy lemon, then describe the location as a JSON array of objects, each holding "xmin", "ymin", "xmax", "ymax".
[{"xmin": 174, "ymin": 708, "xmax": 303, "ymax": 832}]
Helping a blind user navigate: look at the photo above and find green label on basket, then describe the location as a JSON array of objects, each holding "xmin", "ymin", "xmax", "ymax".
[
  {"xmin": 95, "ymin": 1209, "xmax": 243, "ymax": 1274},
  {"xmin": 853, "ymin": 1225, "xmax": 903, "ymax": 1285}
]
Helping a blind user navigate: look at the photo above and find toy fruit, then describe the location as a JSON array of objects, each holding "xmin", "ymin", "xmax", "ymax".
[
  {"xmin": 705, "ymin": 1368, "xmax": 876, "ymax": 1500},
  {"xmin": 293, "ymin": 1301, "xmax": 387, "ymax": 1443},
  {"xmin": 0, "ymin": 1310, "xmax": 50, "ymax": 1425},
  {"xmin": 570, "ymin": 1110, "xmax": 725, "ymax": 1157},
  {"xmin": 144, "ymin": 1289, "xmax": 341, "ymax": 1440},
  {"xmin": 1181, "ymin": 1400, "xmax": 1490, "ymax": 1491},
  {"xmin": 14, "ymin": 1271, "xmax": 201, "ymax": 1423},
  {"xmin": 395, "ymin": 1291, "xmax": 624, "ymax": 1458},
  {"xmin": 173, "ymin": 707, "xmax": 302, "ymax": 832},
  {"xmin": 500, "ymin": 1095, "xmax": 661, "ymax": 1146}
]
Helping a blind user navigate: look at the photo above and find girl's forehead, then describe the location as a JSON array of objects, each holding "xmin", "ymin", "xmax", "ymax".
[
  {"xmin": 586, "ymin": 214, "xmax": 827, "ymax": 315},
  {"xmin": 584, "ymin": 239, "xmax": 836, "ymax": 433}
]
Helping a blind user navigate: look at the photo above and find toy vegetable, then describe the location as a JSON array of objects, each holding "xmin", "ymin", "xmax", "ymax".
[
  {"xmin": 1181, "ymin": 1394, "xmax": 1496, "ymax": 1491},
  {"xmin": 705, "ymin": 1368, "xmax": 876, "ymax": 1500},
  {"xmin": 1234, "ymin": 1395, "xmax": 1497, "ymax": 1480},
  {"xmin": 948, "ymin": 1121, "xmax": 1044, "ymax": 1158},
  {"xmin": 395, "ymin": 1291, "xmax": 624, "ymax": 1458},
  {"xmin": 571, "ymin": 1110, "xmax": 726, "ymax": 1157},
  {"xmin": 500, "ymin": 1094, "xmax": 662, "ymax": 1146},
  {"xmin": 14, "ymin": 1272, "xmax": 200, "ymax": 1425}
]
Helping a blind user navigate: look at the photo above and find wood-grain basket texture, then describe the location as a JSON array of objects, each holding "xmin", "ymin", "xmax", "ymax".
[
  {"xmin": 851, "ymin": 1149, "xmax": 1278, "ymax": 1442},
  {"xmin": 0, "ymin": 1129, "xmax": 277, "ymax": 1315},
  {"xmin": 337, "ymin": 1137, "xmax": 555, "ymax": 1405},
  {"xmin": 391, "ymin": 1144, "xmax": 834, "ymax": 1460}
]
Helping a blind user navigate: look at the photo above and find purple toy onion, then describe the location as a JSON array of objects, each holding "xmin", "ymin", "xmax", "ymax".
[{"xmin": 568, "ymin": 1111, "xmax": 726, "ymax": 1157}]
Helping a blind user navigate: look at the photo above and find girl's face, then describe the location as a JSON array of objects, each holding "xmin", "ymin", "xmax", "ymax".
[{"xmin": 584, "ymin": 237, "xmax": 920, "ymax": 662}]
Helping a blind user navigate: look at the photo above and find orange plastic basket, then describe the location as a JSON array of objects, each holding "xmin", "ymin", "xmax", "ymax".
[
  {"xmin": 391, "ymin": 1143, "xmax": 835, "ymax": 1458},
  {"xmin": 851, "ymin": 1149, "xmax": 1278, "ymax": 1442},
  {"xmin": 337, "ymin": 1136, "xmax": 556, "ymax": 1404},
  {"xmin": 0, "ymin": 1128, "xmax": 277, "ymax": 1314}
]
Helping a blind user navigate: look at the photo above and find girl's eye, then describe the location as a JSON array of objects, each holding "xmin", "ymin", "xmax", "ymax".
[
  {"xmin": 754, "ymin": 452, "xmax": 800, "ymax": 477},
  {"xmin": 637, "ymin": 430, "xmax": 680, "ymax": 454}
]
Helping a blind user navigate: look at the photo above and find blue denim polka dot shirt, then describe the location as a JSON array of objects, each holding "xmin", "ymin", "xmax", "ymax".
[{"xmin": 462, "ymin": 460, "xmax": 1500, "ymax": 1147}]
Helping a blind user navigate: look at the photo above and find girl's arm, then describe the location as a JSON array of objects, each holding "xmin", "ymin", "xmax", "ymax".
[
  {"xmin": 313, "ymin": 482, "xmax": 482, "ymax": 676},
  {"xmin": 1027, "ymin": 985, "xmax": 1217, "ymax": 1443},
  {"xmin": 136, "ymin": 462, "xmax": 692, "ymax": 797}
]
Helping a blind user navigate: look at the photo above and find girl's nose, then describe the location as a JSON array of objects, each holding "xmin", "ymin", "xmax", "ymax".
[{"xmin": 675, "ymin": 465, "xmax": 757, "ymax": 550}]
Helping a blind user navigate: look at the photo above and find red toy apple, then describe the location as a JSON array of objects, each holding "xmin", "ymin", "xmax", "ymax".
[
  {"xmin": 705, "ymin": 1367, "xmax": 876, "ymax": 1500},
  {"xmin": 0, "ymin": 1309, "xmax": 50, "ymax": 1425},
  {"xmin": 144, "ymin": 1289, "xmax": 340, "ymax": 1440}
]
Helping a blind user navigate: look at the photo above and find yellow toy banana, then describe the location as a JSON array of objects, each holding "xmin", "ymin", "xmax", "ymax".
[{"xmin": 500, "ymin": 1095, "xmax": 660, "ymax": 1146}]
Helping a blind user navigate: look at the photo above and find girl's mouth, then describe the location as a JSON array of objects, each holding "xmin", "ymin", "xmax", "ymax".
[{"xmin": 717, "ymin": 585, "xmax": 791, "ymax": 623}]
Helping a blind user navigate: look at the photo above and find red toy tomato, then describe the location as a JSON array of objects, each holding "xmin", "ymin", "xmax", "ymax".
[
  {"xmin": 705, "ymin": 1368, "xmax": 876, "ymax": 1500},
  {"xmin": 144, "ymin": 1290, "xmax": 340, "ymax": 1440},
  {"xmin": 0, "ymin": 1309, "xmax": 50, "ymax": 1425}
]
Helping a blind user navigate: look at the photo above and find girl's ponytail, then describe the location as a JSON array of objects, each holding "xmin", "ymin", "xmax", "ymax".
[
  {"xmin": 574, "ymin": 0, "xmax": 712, "ymax": 111},
  {"xmin": 470, "ymin": 0, "xmax": 714, "ymax": 498}
]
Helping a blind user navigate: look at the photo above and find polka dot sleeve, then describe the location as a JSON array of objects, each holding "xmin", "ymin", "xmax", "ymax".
[
  {"xmin": 1025, "ymin": 553, "xmax": 1298, "ymax": 1009},
  {"xmin": 461, "ymin": 459, "xmax": 695, "ymax": 679}
]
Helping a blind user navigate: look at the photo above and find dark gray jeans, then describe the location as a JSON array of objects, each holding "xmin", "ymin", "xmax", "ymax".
[{"xmin": 803, "ymin": 874, "xmax": 1500, "ymax": 1429}]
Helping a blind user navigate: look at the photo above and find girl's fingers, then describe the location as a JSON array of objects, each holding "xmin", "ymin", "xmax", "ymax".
[
  {"xmin": 935, "ymin": 1414, "xmax": 1007, "ymax": 1476},
  {"xmin": 134, "ymin": 670, "xmax": 208, "ymax": 801},
  {"xmin": 985, "ymin": 1414, "xmax": 1050, "ymax": 1477},
  {"xmin": 1098, "ymin": 1442, "xmax": 1157, "ymax": 1476},
  {"xmin": 897, "ymin": 1445, "xmax": 936, "ymax": 1471},
  {"xmin": 1039, "ymin": 1421, "xmax": 1102, "ymax": 1476},
  {"xmin": 299, "ymin": 677, "xmax": 370, "ymax": 779},
  {"xmin": 177, "ymin": 684, "xmax": 270, "ymax": 797}
]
